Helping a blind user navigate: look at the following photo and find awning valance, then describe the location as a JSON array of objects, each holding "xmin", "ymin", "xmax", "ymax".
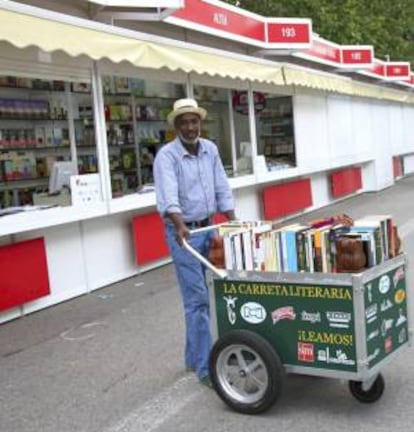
[
  {"xmin": 0, "ymin": 7, "xmax": 285, "ymax": 85},
  {"xmin": 283, "ymin": 65, "xmax": 414, "ymax": 104},
  {"xmin": 283, "ymin": 66, "xmax": 354, "ymax": 94}
]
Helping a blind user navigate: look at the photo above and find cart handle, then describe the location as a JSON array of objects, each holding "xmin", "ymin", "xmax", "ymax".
[{"xmin": 181, "ymin": 223, "xmax": 228, "ymax": 279}]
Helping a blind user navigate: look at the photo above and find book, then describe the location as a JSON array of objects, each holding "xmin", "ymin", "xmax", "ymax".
[
  {"xmin": 327, "ymin": 224, "xmax": 351, "ymax": 272},
  {"xmin": 354, "ymin": 215, "xmax": 391, "ymax": 262}
]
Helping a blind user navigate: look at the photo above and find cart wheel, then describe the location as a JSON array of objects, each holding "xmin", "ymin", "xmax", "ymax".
[
  {"xmin": 209, "ymin": 330, "xmax": 285, "ymax": 415},
  {"xmin": 349, "ymin": 374, "xmax": 385, "ymax": 403}
]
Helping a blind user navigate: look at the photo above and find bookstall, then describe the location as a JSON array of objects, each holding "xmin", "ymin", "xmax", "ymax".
[
  {"xmin": 183, "ymin": 214, "xmax": 411, "ymax": 414},
  {"xmin": 0, "ymin": 0, "xmax": 413, "ymax": 323}
]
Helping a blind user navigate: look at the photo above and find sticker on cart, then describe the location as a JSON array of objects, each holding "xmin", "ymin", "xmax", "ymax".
[
  {"xmin": 298, "ymin": 343, "xmax": 315, "ymax": 363},
  {"xmin": 394, "ymin": 289, "xmax": 406, "ymax": 304},
  {"xmin": 223, "ymin": 296, "xmax": 238, "ymax": 325},
  {"xmin": 326, "ymin": 311, "xmax": 351, "ymax": 328},
  {"xmin": 380, "ymin": 298, "xmax": 393, "ymax": 312},
  {"xmin": 398, "ymin": 328, "xmax": 407, "ymax": 344},
  {"xmin": 385, "ymin": 336, "xmax": 393, "ymax": 353},
  {"xmin": 378, "ymin": 275, "xmax": 391, "ymax": 294},
  {"xmin": 393, "ymin": 266, "xmax": 405, "ymax": 288},
  {"xmin": 367, "ymin": 348, "xmax": 380, "ymax": 363},
  {"xmin": 365, "ymin": 303, "xmax": 378, "ymax": 323},
  {"xmin": 240, "ymin": 302, "xmax": 267, "ymax": 324},
  {"xmin": 317, "ymin": 348, "xmax": 355, "ymax": 366},
  {"xmin": 366, "ymin": 283, "xmax": 373, "ymax": 303},
  {"xmin": 395, "ymin": 308, "xmax": 407, "ymax": 326},
  {"xmin": 380, "ymin": 318, "xmax": 394, "ymax": 336},
  {"xmin": 367, "ymin": 329, "xmax": 379, "ymax": 341},
  {"xmin": 271, "ymin": 306, "xmax": 296, "ymax": 324},
  {"xmin": 301, "ymin": 311, "xmax": 321, "ymax": 324}
]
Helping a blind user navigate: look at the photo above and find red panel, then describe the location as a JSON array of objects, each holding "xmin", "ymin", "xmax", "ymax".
[
  {"xmin": 267, "ymin": 22, "xmax": 311, "ymax": 44},
  {"xmin": 393, "ymin": 156, "xmax": 403, "ymax": 178},
  {"xmin": 0, "ymin": 238, "xmax": 50, "ymax": 312},
  {"xmin": 133, "ymin": 212, "xmax": 170, "ymax": 265},
  {"xmin": 262, "ymin": 178, "xmax": 313, "ymax": 220},
  {"xmin": 342, "ymin": 48, "xmax": 373, "ymax": 65},
  {"xmin": 172, "ymin": 0, "xmax": 265, "ymax": 42},
  {"xmin": 330, "ymin": 167, "xmax": 362, "ymax": 198},
  {"xmin": 212, "ymin": 213, "xmax": 229, "ymax": 224}
]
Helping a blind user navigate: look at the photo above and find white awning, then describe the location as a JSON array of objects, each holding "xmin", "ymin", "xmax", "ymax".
[
  {"xmin": 0, "ymin": 6, "xmax": 285, "ymax": 86},
  {"xmin": 283, "ymin": 65, "xmax": 414, "ymax": 103}
]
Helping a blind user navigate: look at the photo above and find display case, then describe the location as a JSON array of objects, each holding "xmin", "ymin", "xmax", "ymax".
[
  {"xmin": 102, "ymin": 75, "xmax": 184, "ymax": 197},
  {"xmin": 256, "ymin": 94, "xmax": 296, "ymax": 171},
  {"xmin": 0, "ymin": 76, "xmax": 97, "ymax": 208}
]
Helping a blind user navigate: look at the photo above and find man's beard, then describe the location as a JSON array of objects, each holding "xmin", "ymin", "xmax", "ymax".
[{"xmin": 177, "ymin": 131, "xmax": 200, "ymax": 145}]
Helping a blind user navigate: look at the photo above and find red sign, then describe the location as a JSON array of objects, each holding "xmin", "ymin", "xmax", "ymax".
[
  {"xmin": 267, "ymin": 19, "xmax": 311, "ymax": 45},
  {"xmin": 297, "ymin": 37, "xmax": 341, "ymax": 64},
  {"xmin": 403, "ymin": 74, "xmax": 414, "ymax": 85},
  {"xmin": 341, "ymin": 46, "xmax": 373, "ymax": 65},
  {"xmin": 364, "ymin": 60, "xmax": 411, "ymax": 81},
  {"xmin": 385, "ymin": 63, "xmax": 411, "ymax": 79},
  {"xmin": 232, "ymin": 91, "xmax": 265, "ymax": 115},
  {"xmin": 166, "ymin": 0, "xmax": 312, "ymax": 48},
  {"xmin": 168, "ymin": 0, "xmax": 265, "ymax": 43}
]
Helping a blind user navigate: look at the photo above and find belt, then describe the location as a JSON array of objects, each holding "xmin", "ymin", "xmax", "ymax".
[{"xmin": 184, "ymin": 218, "xmax": 210, "ymax": 229}]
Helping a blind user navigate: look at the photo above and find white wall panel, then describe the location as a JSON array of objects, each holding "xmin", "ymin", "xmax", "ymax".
[
  {"xmin": 234, "ymin": 186, "xmax": 261, "ymax": 221},
  {"xmin": 351, "ymin": 99, "xmax": 374, "ymax": 156},
  {"xmin": 293, "ymin": 94, "xmax": 329, "ymax": 170},
  {"xmin": 327, "ymin": 96, "xmax": 354, "ymax": 165},
  {"xmin": 82, "ymin": 212, "xmax": 138, "ymax": 290},
  {"xmin": 402, "ymin": 106, "xmax": 414, "ymax": 151},
  {"xmin": 370, "ymin": 103, "xmax": 393, "ymax": 189},
  {"xmin": 404, "ymin": 155, "xmax": 414, "ymax": 174},
  {"xmin": 19, "ymin": 224, "xmax": 88, "ymax": 314},
  {"xmin": 310, "ymin": 173, "xmax": 330, "ymax": 210},
  {"xmin": 389, "ymin": 104, "xmax": 405, "ymax": 154}
]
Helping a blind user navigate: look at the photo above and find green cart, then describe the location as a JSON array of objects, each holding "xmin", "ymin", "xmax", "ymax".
[{"xmin": 184, "ymin": 237, "xmax": 411, "ymax": 414}]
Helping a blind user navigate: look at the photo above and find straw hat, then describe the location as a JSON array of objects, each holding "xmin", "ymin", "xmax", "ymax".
[{"xmin": 167, "ymin": 98, "xmax": 207, "ymax": 126}]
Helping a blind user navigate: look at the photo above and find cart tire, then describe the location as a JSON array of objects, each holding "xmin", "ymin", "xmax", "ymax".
[
  {"xmin": 348, "ymin": 374, "xmax": 385, "ymax": 403},
  {"xmin": 209, "ymin": 330, "xmax": 285, "ymax": 415}
]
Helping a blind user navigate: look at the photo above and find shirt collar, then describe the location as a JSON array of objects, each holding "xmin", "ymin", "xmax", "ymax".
[{"xmin": 173, "ymin": 137, "xmax": 207, "ymax": 158}]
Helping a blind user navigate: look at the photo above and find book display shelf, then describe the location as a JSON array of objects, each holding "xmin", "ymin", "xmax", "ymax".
[
  {"xmin": 0, "ymin": 76, "xmax": 97, "ymax": 208},
  {"xmin": 103, "ymin": 75, "xmax": 184, "ymax": 197},
  {"xmin": 257, "ymin": 95, "xmax": 296, "ymax": 171}
]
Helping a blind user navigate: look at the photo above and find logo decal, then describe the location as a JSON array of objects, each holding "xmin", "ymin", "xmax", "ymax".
[
  {"xmin": 298, "ymin": 343, "xmax": 314, "ymax": 362},
  {"xmin": 301, "ymin": 311, "xmax": 321, "ymax": 324},
  {"xmin": 240, "ymin": 302, "xmax": 267, "ymax": 324},
  {"xmin": 395, "ymin": 289, "xmax": 406, "ymax": 304},
  {"xmin": 326, "ymin": 311, "xmax": 351, "ymax": 328},
  {"xmin": 271, "ymin": 306, "xmax": 296, "ymax": 324},
  {"xmin": 378, "ymin": 275, "xmax": 391, "ymax": 294},
  {"xmin": 223, "ymin": 296, "xmax": 238, "ymax": 325},
  {"xmin": 393, "ymin": 266, "xmax": 405, "ymax": 287},
  {"xmin": 317, "ymin": 348, "xmax": 355, "ymax": 366}
]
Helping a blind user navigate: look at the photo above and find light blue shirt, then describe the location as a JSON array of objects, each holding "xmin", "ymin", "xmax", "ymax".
[{"xmin": 153, "ymin": 137, "xmax": 234, "ymax": 222}]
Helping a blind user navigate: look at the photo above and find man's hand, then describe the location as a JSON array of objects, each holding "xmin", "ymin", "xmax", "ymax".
[
  {"xmin": 175, "ymin": 224, "xmax": 190, "ymax": 246},
  {"xmin": 167, "ymin": 213, "xmax": 190, "ymax": 246}
]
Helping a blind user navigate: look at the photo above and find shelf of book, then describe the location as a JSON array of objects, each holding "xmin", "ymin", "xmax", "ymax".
[
  {"xmin": 215, "ymin": 214, "xmax": 400, "ymax": 275},
  {"xmin": 0, "ymin": 75, "xmax": 98, "ymax": 207}
]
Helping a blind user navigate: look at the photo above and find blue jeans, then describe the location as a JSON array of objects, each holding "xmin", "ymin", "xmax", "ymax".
[{"xmin": 165, "ymin": 224, "xmax": 213, "ymax": 379}]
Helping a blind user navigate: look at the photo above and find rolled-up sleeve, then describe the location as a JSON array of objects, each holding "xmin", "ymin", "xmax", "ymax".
[{"xmin": 153, "ymin": 149, "xmax": 182, "ymax": 216}]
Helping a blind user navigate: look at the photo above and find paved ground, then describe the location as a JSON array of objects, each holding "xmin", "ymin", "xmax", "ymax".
[{"xmin": 1, "ymin": 175, "xmax": 414, "ymax": 432}]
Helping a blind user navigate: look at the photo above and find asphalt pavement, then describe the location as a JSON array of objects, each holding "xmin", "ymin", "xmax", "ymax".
[{"xmin": 1, "ymin": 175, "xmax": 414, "ymax": 432}]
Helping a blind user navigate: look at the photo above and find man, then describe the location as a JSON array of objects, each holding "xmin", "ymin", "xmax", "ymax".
[{"xmin": 153, "ymin": 98, "xmax": 235, "ymax": 387}]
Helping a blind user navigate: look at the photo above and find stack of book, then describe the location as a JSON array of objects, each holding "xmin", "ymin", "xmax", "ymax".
[{"xmin": 217, "ymin": 215, "xmax": 400, "ymax": 273}]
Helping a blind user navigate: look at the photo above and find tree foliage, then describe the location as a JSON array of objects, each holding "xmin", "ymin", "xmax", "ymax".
[{"xmin": 224, "ymin": 0, "xmax": 414, "ymax": 65}]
